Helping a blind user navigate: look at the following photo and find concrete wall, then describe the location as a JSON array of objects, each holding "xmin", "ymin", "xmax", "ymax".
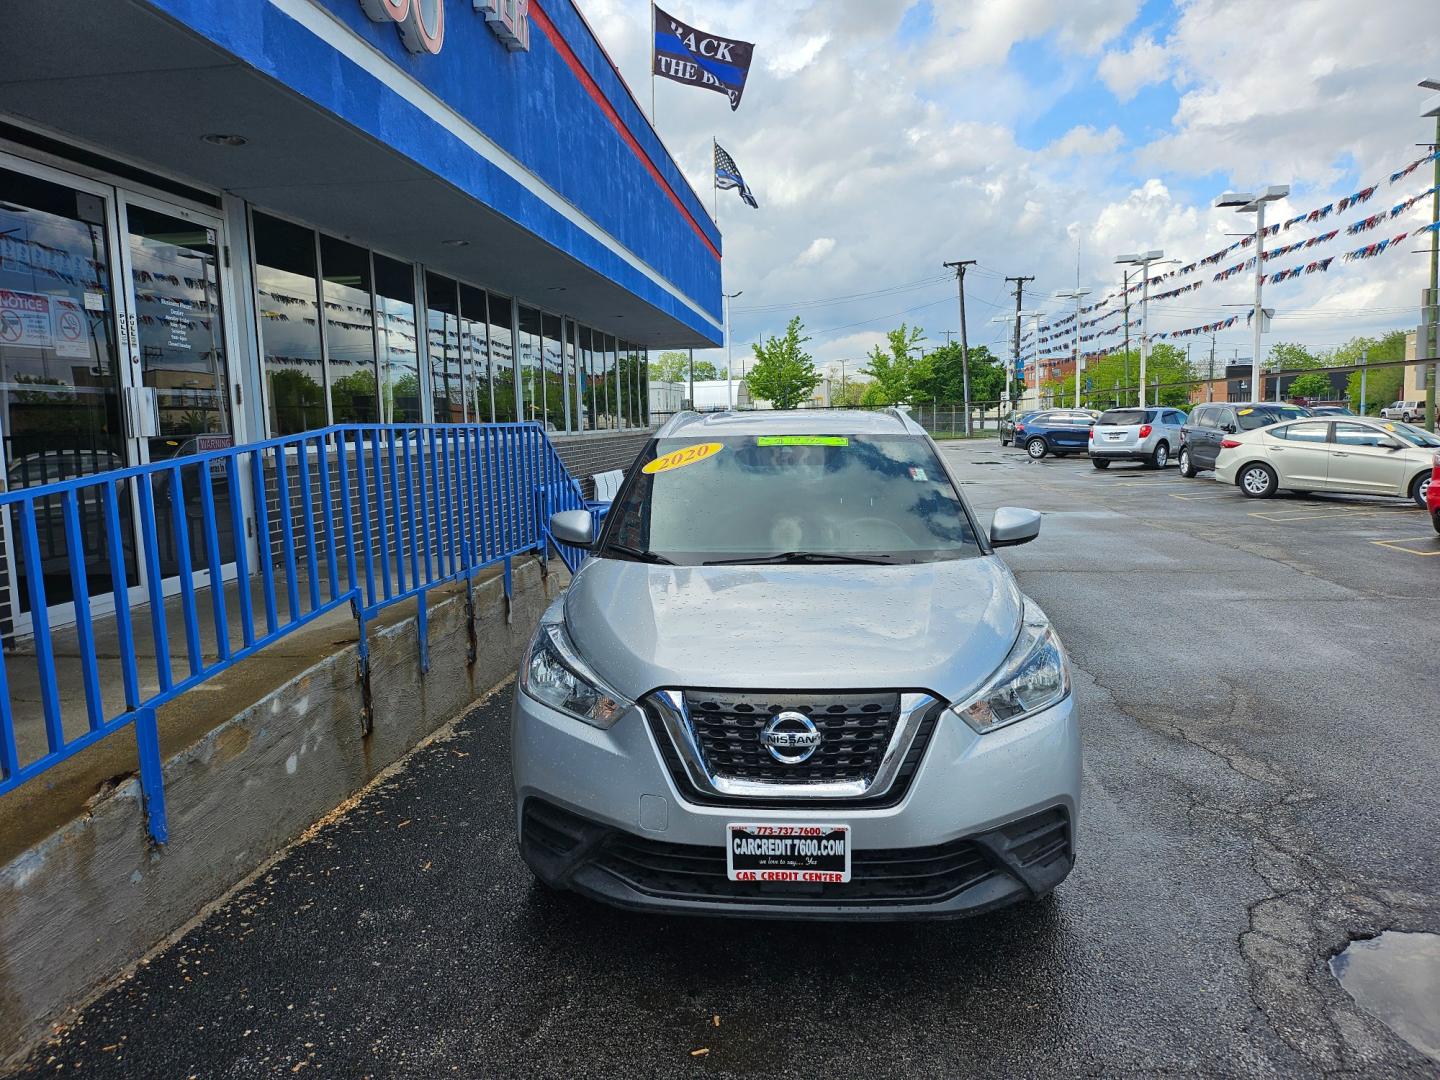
[{"xmin": 0, "ymin": 555, "xmax": 563, "ymax": 1066}]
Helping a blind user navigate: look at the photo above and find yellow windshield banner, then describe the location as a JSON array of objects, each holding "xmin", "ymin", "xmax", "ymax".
[
  {"xmin": 642, "ymin": 442, "xmax": 724, "ymax": 475},
  {"xmin": 756, "ymin": 436, "xmax": 850, "ymax": 447}
]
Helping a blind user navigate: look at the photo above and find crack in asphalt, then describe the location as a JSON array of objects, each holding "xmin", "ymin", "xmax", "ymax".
[{"xmin": 1076, "ymin": 667, "xmax": 1438, "ymax": 1076}]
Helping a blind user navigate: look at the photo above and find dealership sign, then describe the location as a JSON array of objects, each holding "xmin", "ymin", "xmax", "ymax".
[{"xmin": 360, "ymin": 0, "xmax": 529, "ymax": 55}]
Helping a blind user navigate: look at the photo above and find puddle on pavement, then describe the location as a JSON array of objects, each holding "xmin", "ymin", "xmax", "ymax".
[{"xmin": 1329, "ymin": 931, "xmax": 1440, "ymax": 1063}]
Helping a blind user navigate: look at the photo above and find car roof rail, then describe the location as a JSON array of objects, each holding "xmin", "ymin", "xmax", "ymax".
[
  {"xmin": 885, "ymin": 406, "xmax": 926, "ymax": 435},
  {"xmin": 655, "ymin": 411, "xmax": 702, "ymax": 438}
]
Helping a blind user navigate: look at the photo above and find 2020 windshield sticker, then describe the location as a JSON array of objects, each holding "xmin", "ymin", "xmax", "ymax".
[
  {"xmin": 642, "ymin": 442, "xmax": 724, "ymax": 475},
  {"xmin": 756, "ymin": 436, "xmax": 850, "ymax": 447}
]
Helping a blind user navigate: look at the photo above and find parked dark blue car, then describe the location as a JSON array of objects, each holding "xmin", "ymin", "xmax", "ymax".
[{"xmin": 1015, "ymin": 409, "xmax": 1098, "ymax": 460}]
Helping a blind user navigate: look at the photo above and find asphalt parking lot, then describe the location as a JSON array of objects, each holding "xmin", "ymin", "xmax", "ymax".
[{"xmin": 11, "ymin": 440, "xmax": 1439, "ymax": 1079}]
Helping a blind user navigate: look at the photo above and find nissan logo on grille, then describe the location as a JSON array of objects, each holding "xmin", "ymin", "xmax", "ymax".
[{"xmin": 759, "ymin": 712, "xmax": 822, "ymax": 765}]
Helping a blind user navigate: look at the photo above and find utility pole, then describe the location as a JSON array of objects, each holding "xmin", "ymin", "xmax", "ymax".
[
  {"xmin": 1421, "ymin": 78, "xmax": 1440, "ymax": 431},
  {"xmin": 945, "ymin": 261, "xmax": 977, "ymax": 435},
  {"xmin": 1006, "ymin": 275, "xmax": 1034, "ymax": 407},
  {"xmin": 1360, "ymin": 347, "xmax": 1369, "ymax": 415}
]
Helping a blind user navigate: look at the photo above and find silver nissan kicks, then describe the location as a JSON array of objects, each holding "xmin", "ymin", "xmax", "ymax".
[{"xmin": 512, "ymin": 409, "xmax": 1080, "ymax": 920}]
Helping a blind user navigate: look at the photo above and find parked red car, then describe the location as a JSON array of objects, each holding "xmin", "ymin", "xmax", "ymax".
[{"xmin": 1429, "ymin": 450, "xmax": 1440, "ymax": 534}]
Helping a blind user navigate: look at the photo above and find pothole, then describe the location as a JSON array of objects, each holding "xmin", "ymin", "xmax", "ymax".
[{"xmin": 1329, "ymin": 930, "xmax": 1440, "ymax": 1063}]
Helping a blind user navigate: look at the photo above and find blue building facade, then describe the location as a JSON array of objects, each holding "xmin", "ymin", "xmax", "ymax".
[{"xmin": 0, "ymin": 0, "xmax": 719, "ymax": 635}]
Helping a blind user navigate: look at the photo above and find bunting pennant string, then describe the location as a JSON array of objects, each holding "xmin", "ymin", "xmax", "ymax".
[
  {"xmin": 1416, "ymin": 221, "xmax": 1440, "ymax": 236},
  {"xmin": 1261, "ymin": 256, "xmax": 1335, "ymax": 285},
  {"xmin": 1389, "ymin": 151, "xmax": 1438, "ymax": 185},
  {"xmin": 1341, "ymin": 232, "xmax": 1410, "ymax": 261},
  {"xmin": 1153, "ymin": 315, "xmax": 1239, "ymax": 340}
]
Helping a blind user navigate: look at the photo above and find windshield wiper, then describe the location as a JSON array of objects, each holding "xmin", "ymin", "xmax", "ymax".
[
  {"xmin": 602, "ymin": 544, "xmax": 676, "ymax": 565},
  {"xmin": 703, "ymin": 551, "xmax": 896, "ymax": 567}
]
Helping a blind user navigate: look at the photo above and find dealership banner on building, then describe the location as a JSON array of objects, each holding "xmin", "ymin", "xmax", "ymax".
[{"xmin": 652, "ymin": 5, "xmax": 755, "ymax": 111}]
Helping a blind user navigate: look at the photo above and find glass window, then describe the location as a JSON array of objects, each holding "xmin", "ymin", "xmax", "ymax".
[
  {"xmin": 488, "ymin": 293, "xmax": 516, "ymax": 423},
  {"xmin": 0, "ymin": 165, "xmax": 133, "ymax": 610},
  {"xmin": 603, "ymin": 334, "xmax": 618, "ymax": 429},
  {"xmin": 565, "ymin": 319, "xmax": 582, "ymax": 433},
  {"xmin": 1238, "ymin": 405, "xmax": 1307, "ymax": 430},
  {"xmin": 1216, "ymin": 409, "xmax": 1238, "ymax": 430},
  {"xmin": 1333, "ymin": 422, "xmax": 1391, "ymax": 447},
  {"xmin": 253, "ymin": 212, "xmax": 325, "ymax": 435},
  {"xmin": 319, "ymin": 235, "xmax": 377, "ymax": 423},
  {"xmin": 1097, "ymin": 409, "xmax": 1154, "ymax": 426},
  {"xmin": 1195, "ymin": 407, "xmax": 1217, "ymax": 429},
  {"xmin": 613, "ymin": 340, "xmax": 628, "ymax": 430},
  {"xmin": 1274, "ymin": 422, "xmax": 1331, "ymax": 443},
  {"xmin": 541, "ymin": 312, "xmax": 565, "ymax": 431},
  {"xmin": 602, "ymin": 435, "xmax": 982, "ymax": 566},
  {"xmin": 459, "ymin": 284, "xmax": 491, "ymax": 424},
  {"xmin": 125, "ymin": 204, "xmax": 230, "ymax": 452},
  {"xmin": 638, "ymin": 347, "xmax": 649, "ymax": 428},
  {"xmin": 581, "ymin": 328, "xmax": 599, "ymax": 434},
  {"xmin": 374, "ymin": 254, "xmax": 420, "ymax": 423},
  {"xmin": 1387, "ymin": 422, "xmax": 1440, "ymax": 448},
  {"xmin": 425, "ymin": 271, "xmax": 463, "ymax": 424},
  {"xmin": 518, "ymin": 305, "xmax": 543, "ymax": 426}
]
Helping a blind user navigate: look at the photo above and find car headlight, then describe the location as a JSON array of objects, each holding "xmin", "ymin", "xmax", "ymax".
[
  {"xmin": 520, "ymin": 611, "xmax": 632, "ymax": 729},
  {"xmin": 948, "ymin": 602, "xmax": 1070, "ymax": 734}
]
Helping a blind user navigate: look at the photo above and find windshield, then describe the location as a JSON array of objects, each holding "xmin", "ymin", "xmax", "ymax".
[
  {"xmin": 1098, "ymin": 409, "xmax": 1155, "ymax": 426},
  {"xmin": 1385, "ymin": 421, "xmax": 1440, "ymax": 448},
  {"xmin": 600, "ymin": 434, "xmax": 983, "ymax": 566},
  {"xmin": 1238, "ymin": 406, "xmax": 1308, "ymax": 430}
]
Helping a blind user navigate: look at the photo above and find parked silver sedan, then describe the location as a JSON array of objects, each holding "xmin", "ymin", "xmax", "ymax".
[{"xmin": 1089, "ymin": 407, "xmax": 1188, "ymax": 470}]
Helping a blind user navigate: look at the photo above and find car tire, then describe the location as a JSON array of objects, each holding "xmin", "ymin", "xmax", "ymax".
[
  {"xmin": 1178, "ymin": 447, "xmax": 1197, "ymax": 478},
  {"xmin": 1149, "ymin": 442, "xmax": 1170, "ymax": 469},
  {"xmin": 1092, "ymin": 458, "xmax": 1111, "ymax": 470},
  {"xmin": 1238, "ymin": 462, "xmax": 1278, "ymax": 499},
  {"xmin": 1432, "ymin": 509, "xmax": 1440, "ymax": 536},
  {"xmin": 1411, "ymin": 472, "xmax": 1432, "ymax": 509},
  {"xmin": 1026, "ymin": 438, "xmax": 1048, "ymax": 460}
]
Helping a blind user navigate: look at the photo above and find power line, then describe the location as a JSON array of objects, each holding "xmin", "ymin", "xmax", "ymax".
[{"xmin": 731, "ymin": 274, "xmax": 951, "ymax": 314}]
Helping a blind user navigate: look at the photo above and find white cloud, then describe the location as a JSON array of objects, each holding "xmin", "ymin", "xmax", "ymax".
[
  {"xmin": 796, "ymin": 237, "xmax": 836, "ymax": 266},
  {"xmin": 1098, "ymin": 34, "xmax": 1169, "ymax": 102},
  {"xmin": 578, "ymin": 0, "xmax": 1440, "ymax": 373},
  {"xmin": 1048, "ymin": 124, "xmax": 1125, "ymax": 157}
]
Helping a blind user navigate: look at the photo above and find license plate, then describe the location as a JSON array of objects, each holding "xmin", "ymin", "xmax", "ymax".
[
  {"xmin": 726, "ymin": 824, "xmax": 851, "ymax": 884},
  {"xmin": 1106, "ymin": 432, "xmax": 1123, "ymax": 440}
]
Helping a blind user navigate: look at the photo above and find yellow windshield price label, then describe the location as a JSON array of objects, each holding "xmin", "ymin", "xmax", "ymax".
[
  {"xmin": 642, "ymin": 442, "xmax": 724, "ymax": 475},
  {"xmin": 756, "ymin": 436, "xmax": 850, "ymax": 447},
  {"xmin": 1238, "ymin": 408, "xmax": 1254, "ymax": 415}
]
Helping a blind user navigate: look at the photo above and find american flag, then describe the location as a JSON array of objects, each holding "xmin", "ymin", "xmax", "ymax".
[{"xmin": 714, "ymin": 143, "xmax": 758, "ymax": 209}]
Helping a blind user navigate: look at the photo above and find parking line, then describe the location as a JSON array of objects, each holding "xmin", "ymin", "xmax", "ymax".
[
  {"xmin": 1370, "ymin": 536, "xmax": 1440, "ymax": 556},
  {"xmin": 1168, "ymin": 492, "xmax": 1233, "ymax": 500},
  {"xmin": 1249, "ymin": 507, "xmax": 1419, "ymax": 523}
]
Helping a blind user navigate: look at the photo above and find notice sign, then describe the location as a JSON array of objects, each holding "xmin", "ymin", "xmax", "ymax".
[
  {"xmin": 0, "ymin": 289, "xmax": 54, "ymax": 349},
  {"xmin": 50, "ymin": 297, "xmax": 90, "ymax": 360}
]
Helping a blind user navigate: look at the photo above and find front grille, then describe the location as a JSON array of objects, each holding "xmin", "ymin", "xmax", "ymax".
[{"xmin": 684, "ymin": 691, "xmax": 901, "ymax": 783}]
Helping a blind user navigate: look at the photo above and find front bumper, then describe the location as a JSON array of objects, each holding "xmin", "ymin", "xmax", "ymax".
[{"xmin": 511, "ymin": 688, "xmax": 1081, "ymax": 920}]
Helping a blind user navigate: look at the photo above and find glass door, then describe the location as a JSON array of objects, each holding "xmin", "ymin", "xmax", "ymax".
[
  {"xmin": 0, "ymin": 154, "xmax": 136, "ymax": 633},
  {"xmin": 115, "ymin": 192, "xmax": 243, "ymax": 594}
]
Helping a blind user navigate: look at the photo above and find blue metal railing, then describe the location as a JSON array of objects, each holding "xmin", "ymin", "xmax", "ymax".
[{"xmin": 0, "ymin": 422, "xmax": 592, "ymax": 843}]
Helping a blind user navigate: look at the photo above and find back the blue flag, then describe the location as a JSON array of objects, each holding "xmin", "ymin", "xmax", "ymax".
[{"xmin": 653, "ymin": 4, "xmax": 755, "ymax": 112}]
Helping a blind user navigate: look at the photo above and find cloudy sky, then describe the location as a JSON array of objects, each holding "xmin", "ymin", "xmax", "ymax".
[{"xmin": 580, "ymin": 0, "xmax": 1440, "ymax": 379}]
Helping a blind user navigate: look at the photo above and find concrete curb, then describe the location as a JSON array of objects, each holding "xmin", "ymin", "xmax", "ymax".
[{"xmin": 0, "ymin": 556, "xmax": 563, "ymax": 1066}]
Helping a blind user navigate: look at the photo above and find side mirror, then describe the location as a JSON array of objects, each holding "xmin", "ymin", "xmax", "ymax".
[
  {"xmin": 990, "ymin": 507, "xmax": 1042, "ymax": 549},
  {"xmin": 549, "ymin": 509, "xmax": 595, "ymax": 547},
  {"xmin": 1222, "ymin": 424, "xmax": 1237, "ymax": 434}
]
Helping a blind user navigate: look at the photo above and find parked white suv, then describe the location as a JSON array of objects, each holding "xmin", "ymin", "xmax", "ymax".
[{"xmin": 1380, "ymin": 400, "xmax": 1425, "ymax": 422}]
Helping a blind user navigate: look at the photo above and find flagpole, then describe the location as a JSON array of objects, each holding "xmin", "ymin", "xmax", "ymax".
[
  {"xmin": 712, "ymin": 136, "xmax": 719, "ymax": 223},
  {"xmin": 649, "ymin": 3, "xmax": 657, "ymax": 124}
]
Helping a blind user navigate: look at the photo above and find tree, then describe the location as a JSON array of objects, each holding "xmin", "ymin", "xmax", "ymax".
[
  {"xmin": 1045, "ymin": 344, "xmax": 1195, "ymax": 409},
  {"xmin": 1338, "ymin": 331, "xmax": 1409, "ymax": 414},
  {"xmin": 830, "ymin": 380, "xmax": 867, "ymax": 407},
  {"xmin": 745, "ymin": 317, "xmax": 822, "ymax": 410},
  {"xmin": 648, "ymin": 350, "xmax": 724, "ymax": 384},
  {"xmin": 860, "ymin": 324, "xmax": 925, "ymax": 404},
  {"xmin": 650, "ymin": 350, "xmax": 689, "ymax": 383},
  {"xmin": 1286, "ymin": 372, "xmax": 1333, "ymax": 401},
  {"xmin": 1268, "ymin": 342, "xmax": 1324, "ymax": 372}
]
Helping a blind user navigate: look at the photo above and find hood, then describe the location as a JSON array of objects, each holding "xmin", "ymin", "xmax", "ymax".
[{"xmin": 564, "ymin": 557, "xmax": 1024, "ymax": 704}]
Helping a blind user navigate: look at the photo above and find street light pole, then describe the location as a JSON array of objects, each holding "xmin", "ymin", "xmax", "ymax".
[
  {"xmin": 1115, "ymin": 251, "xmax": 1163, "ymax": 406},
  {"xmin": 1215, "ymin": 185, "xmax": 1289, "ymax": 403},
  {"xmin": 723, "ymin": 289, "xmax": 742, "ymax": 409},
  {"xmin": 1054, "ymin": 290, "xmax": 1090, "ymax": 408}
]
